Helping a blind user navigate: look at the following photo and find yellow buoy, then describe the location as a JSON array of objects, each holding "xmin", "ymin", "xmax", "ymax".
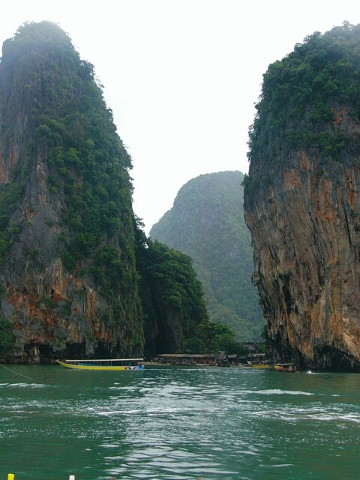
[{"xmin": 8, "ymin": 474, "xmax": 15, "ymax": 480}]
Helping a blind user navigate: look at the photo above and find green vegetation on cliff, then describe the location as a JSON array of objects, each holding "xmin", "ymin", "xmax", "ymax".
[
  {"xmin": 248, "ymin": 22, "xmax": 360, "ymax": 176},
  {"xmin": 150, "ymin": 171, "xmax": 263, "ymax": 341},
  {"xmin": 136, "ymin": 225, "xmax": 209, "ymax": 354},
  {"xmin": 0, "ymin": 22, "xmax": 209, "ymax": 360}
]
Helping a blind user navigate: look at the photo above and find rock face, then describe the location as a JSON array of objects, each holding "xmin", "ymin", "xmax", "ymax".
[
  {"xmin": 150, "ymin": 171, "xmax": 263, "ymax": 341},
  {"xmin": 244, "ymin": 24, "xmax": 360, "ymax": 371},
  {"xmin": 0, "ymin": 22, "xmax": 143, "ymax": 361},
  {"xmin": 0, "ymin": 22, "xmax": 208, "ymax": 362}
]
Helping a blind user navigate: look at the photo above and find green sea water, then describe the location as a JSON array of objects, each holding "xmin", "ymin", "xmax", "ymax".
[{"xmin": 0, "ymin": 365, "xmax": 359, "ymax": 480}]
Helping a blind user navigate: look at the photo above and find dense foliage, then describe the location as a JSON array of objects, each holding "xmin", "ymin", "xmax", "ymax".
[
  {"xmin": 135, "ymin": 224, "xmax": 214, "ymax": 353},
  {"xmin": 150, "ymin": 172, "xmax": 263, "ymax": 341},
  {"xmin": 185, "ymin": 321, "xmax": 246, "ymax": 354},
  {"xmin": 139, "ymin": 241, "xmax": 206, "ymax": 320},
  {"xmin": 248, "ymin": 22, "xmax": 360, "ymax": 174}
]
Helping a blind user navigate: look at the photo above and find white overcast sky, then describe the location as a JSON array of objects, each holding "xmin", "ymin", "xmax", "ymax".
[{"xmin": 1, "ymin": 1, "xmax": 360, "ymax": 232}]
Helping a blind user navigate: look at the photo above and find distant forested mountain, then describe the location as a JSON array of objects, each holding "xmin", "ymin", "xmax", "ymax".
[{"xmin": 150, "ymin": 171, "xmax": 263, "ymax": 341}]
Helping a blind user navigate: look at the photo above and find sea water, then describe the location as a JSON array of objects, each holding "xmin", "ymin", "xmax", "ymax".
[{"xmin": 0, "ymin": 365, "xmax": 359, "ymax": 479}]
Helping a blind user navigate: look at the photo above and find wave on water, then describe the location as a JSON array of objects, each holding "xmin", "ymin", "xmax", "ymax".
[
  {"xmin": 96, "ymin": 405, "xmax": 204, "ymax": 417},
  {"xmin": 0, "ymin": 382, "xmax": 47, "ymax": 389},
  {"xmin": 97, "ymin": 409, "xmax": 142, "ymax": 416},
  {"xmin": 307, "ymin": 413, "xmax": 360, "ymax": 423},
  {"xmin": 243, "ymin": 389, "xmax": 314, "ymax": 396}
]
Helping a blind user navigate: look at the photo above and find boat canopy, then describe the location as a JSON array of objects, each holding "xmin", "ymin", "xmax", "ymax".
[{"xmin": 65, "ymin": 358, "xmax": 144, "ymax": 363}]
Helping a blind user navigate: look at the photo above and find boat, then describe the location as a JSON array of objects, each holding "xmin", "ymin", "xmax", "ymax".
[
  {"xmin": 245, "ymin": 360, "xmax": 271, "ymax": 369},
  {"xmin": 274, "ymin": 362, "xmax": 296, "ymax": 372},
  {"xmin": 56, "ymin": 358, "xmax": 145, "ymax": 371},
  {"xmin": 249, "ymin": 363, "xmax": 271, "ymax": 369}
]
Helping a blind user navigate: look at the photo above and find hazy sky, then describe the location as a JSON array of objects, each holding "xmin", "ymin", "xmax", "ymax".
[{"xmin": 1, "ymin": 1, "xmax": 360, "ymax": 232}]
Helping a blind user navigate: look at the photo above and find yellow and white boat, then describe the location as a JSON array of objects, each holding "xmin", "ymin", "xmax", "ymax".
[{"xmin": 57, "ymin": 358, "xmax": 144, "ymax": 371}]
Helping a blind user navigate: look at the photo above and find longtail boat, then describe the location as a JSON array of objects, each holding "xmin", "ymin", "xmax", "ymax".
[{"xmin": 57, "ymin": 358, "xmax": 144, "ymax": 371}]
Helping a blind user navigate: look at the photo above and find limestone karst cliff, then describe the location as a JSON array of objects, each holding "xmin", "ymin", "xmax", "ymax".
[
  {"xmin": 244, "ymin": 23, "xmax": 360, "ymax": 371},
  {"xmin": 0, "ymin": 22, "xmax": 208, "ymax": 362}
]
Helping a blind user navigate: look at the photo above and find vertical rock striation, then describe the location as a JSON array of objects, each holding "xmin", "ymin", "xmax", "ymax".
[{"xmin": 244, "ymin": 24, "xmax": 360, "ymax": 371}]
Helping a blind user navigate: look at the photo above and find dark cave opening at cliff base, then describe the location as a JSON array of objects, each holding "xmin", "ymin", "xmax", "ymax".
[{"xmin": 312, "ymin": 346, "xmax": 360, "ymax": 372}]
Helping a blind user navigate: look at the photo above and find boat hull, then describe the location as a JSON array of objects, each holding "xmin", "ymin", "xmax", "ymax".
[{"xmin": 56, "ymin": 360, "xmax": 144, "ymax": 371}]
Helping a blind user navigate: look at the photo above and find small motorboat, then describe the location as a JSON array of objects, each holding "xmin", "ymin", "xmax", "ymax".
[{"xmin": 57, "ymin": 358, "xmax": 145, "ymax": 371}]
